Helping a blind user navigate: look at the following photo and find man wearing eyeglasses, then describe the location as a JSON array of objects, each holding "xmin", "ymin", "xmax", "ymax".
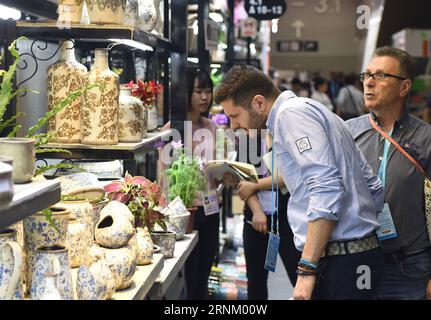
[{"xmin": 346, "ymin": 46, "xmax": 431, "ymax": 300}]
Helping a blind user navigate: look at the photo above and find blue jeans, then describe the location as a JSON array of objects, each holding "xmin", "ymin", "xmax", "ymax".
[{"xmin": 375, "ymin": 251, "xmax": 431, "ymax": 300}]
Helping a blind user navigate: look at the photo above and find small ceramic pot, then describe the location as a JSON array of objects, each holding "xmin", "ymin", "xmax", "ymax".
[
  {"xmin": 30, "ymin": 245, "xmax": 74, "ymax": 300},
  {"xmin": 135, "ymin": 227, "xmax": 153, "ymax": 265},
  {"xmin": 86, "ymin": 0, "xmax": 126, "ymax": 24},
  {"xmin": 0, "ymin": 229, "xmax": 24, "ymax": 300},
  {"xmin": 57, "ymin": 0, "xmax": 85, "ymax": 24},
  {"xmin": 166, "ymin": 212, "xmax": 190, "ymax": 240},
  {"xmin": 95, "ymin": 211, "xmax": 134, "ymax": 249},
  {"xmin": 99, "ymin": 200, "xmax": 135, "ymax": 226},
  {"xmin": 0, "ymin": 138, "xmax": 35, "ymax": 184},
  {"xmin": 99, "ymin": 245, "xmax": 137, "ymax": 290},
  {"xmin": 150, "ymin": 230, "xmax": 176, "ymax": 259}
]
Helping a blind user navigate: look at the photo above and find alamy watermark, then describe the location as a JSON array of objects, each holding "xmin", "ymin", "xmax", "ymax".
[{"xmin": 356, "ymin": 5, "xmax": 371, "ymax": 30}]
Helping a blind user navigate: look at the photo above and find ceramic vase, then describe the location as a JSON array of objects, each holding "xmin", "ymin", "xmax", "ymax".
[
  {"xmin": 152, "ymin": 0, "xmax": 163, "ymax": 35},
  {"xmin": 166, "ymin": 212, "xmax": 190, "ymax": 240},
  {"xmin": 0, "ymin": 138, "xmax": 35, "ymax": 184},
  {"xmin": 0, "ymin": 229, "xmax": 24, "ymax": 300},
  {"xmin": 118, "ymin": 86, "xmax": 144, "ymax": 143},
  {"xmin": 85, "ymin": 0, "xmax": 126, "ymax": 24},
  {"xmin": 146, "ymin": 99, "xmax": 158, "ymax": 131},
  {"xmin": 150, "ymin": 230, "xmax": 176, "ymax": 259},
  {"xmin": 57, "ymin": 0, "xmax": 85, "ymax": 25},
  {"xmin": 47, "ymin": 39, "xmax": 87, "ymax": 143},
  {"xmin": 24, "ymin": 208, "xmax": 70, "ymax": 291},
  {"xmin": 82, "ymin": 48, "xmax": 119, "ymax": 145},
  {"xmin": 136, "ymin": 227, "xmax": 153, "ymax": 265},
  {"xmin": 67, "ymin": 217, "xmax": 92, "ymax": 268},
  {"xmin": 54, "ymin": 199, "xmax": 94, "ymax": 239},
  {"xmin": 124, "ymin": 0, "xmax": 138, "ymax": 26},
  {"xmin": 30, "ymin": 245, "xmax": 74, "ymax": 300},
  {"xmin": 76, "ymin": 245, "xmax": 115, "ymax": 300},
  {"xmin": 59, "ymin": 172, "xmax": 105, "ymax": 203},
  {"xmin": 99, "ymin": 244, "xmax": 136, "ymax": 290},
  {"xmin": 137, "ymin": 0, "xmax": 157, "ymax": 32},
  {"xmin": 95, "ymin": 211, "xmax": 134, "ymax": 249}
]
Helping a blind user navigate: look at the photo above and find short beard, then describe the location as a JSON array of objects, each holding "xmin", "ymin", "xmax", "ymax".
[{"xmin": 248, "ymin": 108, "xmax": 267, "ymax": 131}]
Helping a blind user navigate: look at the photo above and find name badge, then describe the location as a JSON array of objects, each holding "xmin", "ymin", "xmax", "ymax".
[
  {"xmin": 258, "ymin": 190, "xmax": 276, "ymax": 216},
  {"xmin": 265, "ymin": 232, "xmax": 280, "ymax": 272},
  {"xmin": 203, "ymin": 189, "xmax": 219, "ymax": 216},
  {"xmin": 376, "ymin": 203, "xmax": 398, "ymax": 241}
]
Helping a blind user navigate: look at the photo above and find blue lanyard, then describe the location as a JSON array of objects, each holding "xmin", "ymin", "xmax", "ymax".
[
  {"xmin": 377, "ymin": 129, "xmax": 393, "ymax": 188},
  {"xmin": 270, "ymin": 145, "xmax": 279, "ymax": 234}
]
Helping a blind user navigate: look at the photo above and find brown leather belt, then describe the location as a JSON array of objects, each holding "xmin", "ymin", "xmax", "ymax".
[{"xmin": 321, "ymin": 234, "xmax": 380, "ymax": 258}]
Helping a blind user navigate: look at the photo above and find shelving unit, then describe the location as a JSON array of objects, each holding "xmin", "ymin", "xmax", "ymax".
[
  {"xmin": 0, "ymin": 178, "xmax": 61, "ymax": 230},
  {"xmin": 147, "ymin": 231, "xmax": 198, "ymax": 299}
]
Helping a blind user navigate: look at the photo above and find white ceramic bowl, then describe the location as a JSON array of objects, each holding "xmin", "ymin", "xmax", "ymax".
[{"xmin": 166, "ymin": 212, "xmax": 190, "ymax": 240}]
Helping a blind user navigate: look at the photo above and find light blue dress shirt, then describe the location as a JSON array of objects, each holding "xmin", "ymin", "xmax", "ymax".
[{"xmin": 266, "ymin": 91, "xmax": 384, "ymax": 251}]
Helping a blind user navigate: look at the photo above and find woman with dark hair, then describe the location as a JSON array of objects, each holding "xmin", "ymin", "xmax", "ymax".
[
  {"xmin": 160, "ymin": 68, "xmax": 219, "ymax": 300},
  {"xmin": 311, "ymin": 77, "xmax": 334, "ymax": 111}
]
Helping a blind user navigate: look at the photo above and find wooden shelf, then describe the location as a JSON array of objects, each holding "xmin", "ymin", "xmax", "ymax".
[
  {"xmin": 16, "ymin": 21, "xmax": 172, "ymax": 51},
  {"xmin": 147, "ymin": 231, "xmax": 198, "ymax": 299},
  {"xmin": 71, "ymin": 253, "xmax": 164, "ymax": 300},
  {"xmin": 0, "ymin": 178, "xmax": 61, "ymax": 230},
  {"xmin": 38, "ymin": 130, "xmax": 173, "ymax": 161}
]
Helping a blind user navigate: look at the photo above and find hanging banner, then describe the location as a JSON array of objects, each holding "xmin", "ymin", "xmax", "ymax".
[{"xmin": 244, "ymin": 0, "xmax": 287, "ymax": 20}]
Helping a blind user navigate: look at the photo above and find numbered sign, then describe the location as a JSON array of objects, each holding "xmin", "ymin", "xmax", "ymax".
[{"xmin": 244, "ymin": 0, "xmax": 287, "ymax": 20}]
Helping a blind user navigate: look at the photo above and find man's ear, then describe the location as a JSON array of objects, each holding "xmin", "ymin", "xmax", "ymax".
[
  {"xmin": 400, "ymin": 79, "xmax": 412, "ymax": 98},
  {"xmin": 252, "ymin": 95, "xmax": 267, "ymax": 113}
]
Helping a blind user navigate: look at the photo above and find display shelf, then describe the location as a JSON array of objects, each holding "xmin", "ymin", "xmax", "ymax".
[
  {"xmin": 70, "ymin": 253, "xmax": 164, "ymax": 300},
  {"xmin": 38, "ymin": 130, "xmax": 173, "ymax": 161},
  {"xmin": 16, "ymin": 21, "xmax": 172, "ymax": 51},
  {"xmin": 147, "ymin": 231, "xmax": 198, "ymax": 299},
  {"xmin": 0, "ymin": 178, "xmax": 61, "ymax": 230}
]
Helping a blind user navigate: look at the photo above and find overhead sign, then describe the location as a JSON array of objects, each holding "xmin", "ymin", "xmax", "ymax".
[
  {"xmin": 244, "ymin": 0, "xmax": 287, "ymax": 20},
  {"xmin": 240, "ymin": 18, "xmax": 258, "ymax": 38},
  {"xmin": 277, "ymin": 40, "xmax": 319, "ymax": 52}
]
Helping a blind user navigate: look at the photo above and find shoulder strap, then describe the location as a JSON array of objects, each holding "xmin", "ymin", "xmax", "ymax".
[
  {"xmin": 368, "ymin": 114, "xmax": 429, "ymax": 179},
  {"xmin": 347, "ymin": 87, "xmax": 363, "ymax": 115}
]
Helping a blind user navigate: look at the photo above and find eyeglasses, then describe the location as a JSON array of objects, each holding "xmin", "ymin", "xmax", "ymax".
[{"xmin": 359, "ymin": 72, "xmax": 407, "ymax": 83}]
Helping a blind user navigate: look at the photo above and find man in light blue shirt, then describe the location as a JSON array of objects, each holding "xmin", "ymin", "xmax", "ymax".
[{"xmin": 214, "ymin": 65, "xmax": 385, "ymax": 300}]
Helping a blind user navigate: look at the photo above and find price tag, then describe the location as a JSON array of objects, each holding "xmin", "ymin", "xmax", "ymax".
[
  {"xmin": 264, "ymin": 232, "xmax": 280, "ymax": 272},
  {"xmin": 244, "ymin": 0, "xmax": 287, "ymax": 20}
]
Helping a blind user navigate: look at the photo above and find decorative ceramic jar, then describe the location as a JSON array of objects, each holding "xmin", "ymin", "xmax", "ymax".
[
  {"xmin": 124, "ymin": 0, "xmax": 138, "ymax": 26},
  {"xmin": 30, "ymin": 245, "xmax": 74, "ymax": 300},
  {"xmin": 76, "ymin": 246, "xmax": 115, "ymax": 300},
  {"xmin": 99, "ymin": 200, "xmax": 135, "ymax": 226},
  {"xmin": 150, "ymin": 230, "xmax": 176, "ymax": 259},
  {"xmin": 0, "ymin": 138, "xmax": 35, "ymax": 184},
  {"xmin": 54, "ymin": 199, "xmax": 94, "ymax": 238},
  {"xmin": 146, "ymin": 99, "xmax": 158, "ymax": 131},
  {"xmin": 47, "ymin": 39, "xmax": 87, "ymax": 143},
  {"xmin": 137, "ymin": 0, "xmax": 157, "ymax": 32},
  {"xmin": 59, "ymin": 172, "xmax": 105, "ymax": 203},
  {"xmin": 136, "ymin": 227, "xmax": 153, "ymax": 265},
  {"xmin": 57, "ymin": 0, "xmax": 85, "ymax": 24},
  {"xmin": 92, "ymin": 198, "xmax": 109, "ymax": 233},
  {"xmin": 118, "ymin": 86, "xmax": 144, "ymax": 143},
  {"xmin": 82, "ymin": 48, "xmax": 119, "ymax": 145},
  {"xmin": 85, "ymin": 0, "xmax": 126, "ymax": 24},
  {"xmin": 166, "ymin": 212, "xmax": 190, "ymax": 240},
  {"xmin": 67, "ymin": 217, "xmax": 92, "ymax": 268},
  {"xmin": 0, "ymin": 161, "xmax": 13, "ymax": 208},
  {"xmin": 95, "ymin": 210, "xmax": 134, "ymax": 249},
  {"xmin": 99, "ymin": 245, "xmax": 137, "ymax": 290},
  {"xmin": 0, "ymin": 229, "xmax": 24, "ymax": 300},
  {"xmin": 24, "ymin": 208, "xmax": 70, "ymax": 290}
]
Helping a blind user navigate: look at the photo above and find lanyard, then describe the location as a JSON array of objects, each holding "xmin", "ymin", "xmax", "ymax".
[
  {"xmin": 270, "ymin": 145, "xmax": 279, "ymax": 235},
  {"xmin": 377, "ymin": 128, "xmax": 393, "ymax": 188}
]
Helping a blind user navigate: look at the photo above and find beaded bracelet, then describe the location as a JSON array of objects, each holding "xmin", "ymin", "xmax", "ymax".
[{"xmin": 296, "ymin": 268, "xmax": 317, "ymax": 277}]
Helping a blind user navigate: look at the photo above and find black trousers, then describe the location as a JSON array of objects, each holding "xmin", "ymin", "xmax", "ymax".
[
  {"xmin": 243, "ymin": 207, "xmax": 302, "ymax": 300},
  {"xmin": 312, "ymin": 247, "xmax": 384, "ymax": 300},
  {"xmin": 185, "ymin": 206, "xmax": 220, "ymax": 300}
]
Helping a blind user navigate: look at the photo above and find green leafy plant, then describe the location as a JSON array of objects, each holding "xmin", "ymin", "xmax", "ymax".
[
  {"xmin": 165, "ymin": 141, "xmax": 208, "ymax": 208},
  {"xmin": 104, "ymin": 172, "xmax": 168, "ymax": 232},
  {"xmin": 41, "ymin": 208, "xmax": 60, "ymax": 233}
]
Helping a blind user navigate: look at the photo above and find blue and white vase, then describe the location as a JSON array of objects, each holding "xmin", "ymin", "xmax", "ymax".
[
  {"xmin": 99, "ymin": 244, "xmax": 136, "ymax": 290},
  {"xmin": 0, "ymin": 229, "xmax": 24, "ymax": 300}
]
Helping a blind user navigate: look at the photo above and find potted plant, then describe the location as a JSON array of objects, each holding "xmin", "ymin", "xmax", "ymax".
[
  {"xmin": 165, "ymin": 140, "xmax": 208, "ymax": 233},
  {"xmin": 126, "ymin": 79, "xmax": 163, "ymax": 131}
]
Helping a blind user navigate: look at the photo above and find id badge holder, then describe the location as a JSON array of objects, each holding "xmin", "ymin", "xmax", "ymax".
[
  {"xmin": 264, "ymin": 232, "xmax": 280, "ymax": 272},
  {"xmin": 376, "ymin": 203, "xmax": 398, "ymax": 241},
  {"xmin": 203, "ymin": 189, "xmax": 220, "ymax": 216}
]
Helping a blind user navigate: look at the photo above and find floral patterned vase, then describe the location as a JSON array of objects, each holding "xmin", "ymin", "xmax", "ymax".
[
  {"xmin": 136, "ymin": 227, "xmax": 153, "ymax": 265},
  {"xmin": 67, "ymin": 217, "xmax": 92, "ymax": 268},
  {"xmin": 0, "ymin": 229, "xmax": 24, "ymax": 300},
  {"xmin": 85, "ymin": 0, "xmax": 127, "ymax": 24},
  {"xmin": 146, "ymin": 99, "xmax": 158, "ymax": 131},
  {"xmin": 150, "ymin": 230, "xmax": 176, "ymax": 259},
  {"xmin": 30, "ymin": 245, "xmax": 74, "ymax": 300},
  {"xmin": 47, "ymin": 39, "xmax": 87, "ymax": 143},
  {"xmin": 137, "ymin": 0, "xmax": 157, "ymax": 32},
  {"xmin": 124, "ymin": 0, "xmax": 138, "ymax": 26},
  {"xmin": 118, "ymin": 86, "xmax": 144, "ymax": 143},
  {"xmin": 82, "ymin": 48, "xmax": 119, "ymax": 145},
  {"xmin": 54, "ymin": 199, "xmax": 94, "ymax": 239},
  {"xmin": 57, "ymin": 0, "xmax": 85, "ymax": 25}
]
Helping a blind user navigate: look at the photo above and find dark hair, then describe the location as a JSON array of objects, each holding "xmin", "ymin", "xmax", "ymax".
[
  {"xmin": 187, "ymin": 68, "xmax": 214, "ymax": 112},
  {"xmin": 214, "ymin": 65, "xmax": 280, "ymax": 109},
  {"xmin": 313, "ymin": 77, "xmax": 327, "ymax": 91},
  {"xmin": 373, "ymin": 46, "xmax": 416, "ymax": 80},
  {"xmin": 291, "ymin": 77, "xmax": 302, "ymax": 86},
  {"xmin": 344, "ymin": 73, "xmax": 358, "ymax": 86}
]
